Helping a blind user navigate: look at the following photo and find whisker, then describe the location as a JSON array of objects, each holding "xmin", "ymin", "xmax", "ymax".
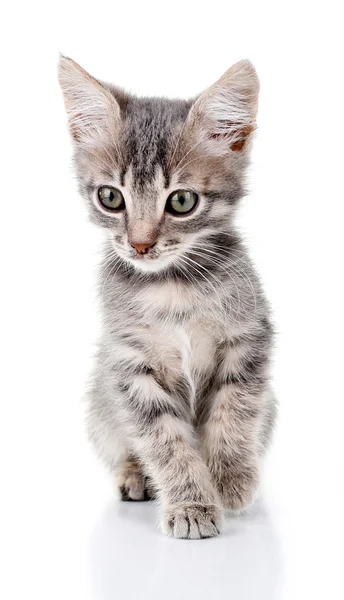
[
  {"xmin": 178, "ymin": 254, "xmax": 225, "ymax": 309},
  {"xmin": 167, "ymin": 118, "xmax": 188, "ymax": 171},
  {"xmin": 184, "ymin": 245, "xmax": 257, "ymax": 318},
  {"xmin": 82, "ymin": 148, "xmax": 116, "ymax": 173},
  {"xmin": 173, "ymin": 155, "xmax": 204, "ymax": 177},
  {"xmin": 173, "ymin": 138, "xmax": 205, "ymax": 173}
]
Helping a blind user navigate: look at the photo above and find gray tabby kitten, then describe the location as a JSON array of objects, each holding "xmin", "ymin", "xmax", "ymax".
[{"xmin": 58, "ymin": 56, "xmax": 276, "ymax": 539}]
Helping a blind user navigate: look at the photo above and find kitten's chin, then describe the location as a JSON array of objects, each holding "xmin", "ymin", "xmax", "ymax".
[
  {"xmin": 128, "ymin": 256, "xmax": 172, "ymax": 274},
  {"xmin": 114, "ymin": 249, "xmax": 173, "ymax": 274}
]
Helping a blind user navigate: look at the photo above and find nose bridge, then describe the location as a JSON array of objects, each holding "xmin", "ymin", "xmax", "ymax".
[
  {"xmin": 128, "ymin": 217, "xmax": 158, "ymax": 245},
  {"xmin": 127, "ymin": 179, "xmax": 162, "ymax": 245}
]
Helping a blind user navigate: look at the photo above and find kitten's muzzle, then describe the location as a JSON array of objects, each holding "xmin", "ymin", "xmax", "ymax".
[{"xmin": 130, "ymin": 241, "xmax": 156, "ymax": 255}]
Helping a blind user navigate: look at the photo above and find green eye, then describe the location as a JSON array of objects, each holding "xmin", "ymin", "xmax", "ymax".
[
  {"xmin": 166, "ymin": 190, "xmax": 199, "ymax": 215},
  {"xmin": 98, "ymin": 186, "xmax": 125, "ymax": 211}
]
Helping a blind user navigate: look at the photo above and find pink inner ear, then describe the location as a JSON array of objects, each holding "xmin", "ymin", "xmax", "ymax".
[{"xmin": 210, "ymin": 122, "xmax": 255, "ymax": 152}]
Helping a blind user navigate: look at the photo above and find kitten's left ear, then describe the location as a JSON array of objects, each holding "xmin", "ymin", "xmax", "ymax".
[
  {"xmin": 185, "ymin": 60, "xmax": 259, "ymax": 155},
  {"xmin": 58, "ymin": 55, "xmax": 121, "ymax": 147}
]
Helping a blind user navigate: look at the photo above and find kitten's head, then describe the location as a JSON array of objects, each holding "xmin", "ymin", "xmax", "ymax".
[{"xmin": 58, "ymin": 56, "xmax": 259, "ymax": 275}]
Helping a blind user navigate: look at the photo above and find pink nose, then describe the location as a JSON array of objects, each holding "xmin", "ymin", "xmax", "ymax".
[{"xmin": 130, "ymin": 241, "xmax": 155, "ymax": 254}]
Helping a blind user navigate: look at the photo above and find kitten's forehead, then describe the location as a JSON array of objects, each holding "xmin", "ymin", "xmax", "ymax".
[
  {"xmin": 120, "ymin": 96, "xmax": 192, "ymax": 190},
  {"xmin": 124, "ymin": 163, "xmax": 166, "ymax": 217}
]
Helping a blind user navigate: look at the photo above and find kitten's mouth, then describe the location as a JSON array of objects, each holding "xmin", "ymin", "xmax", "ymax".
[
  {"xmin": 111, "ymin": 240, "xmax": 173, "ymax": 273},
  {"xmin": 129, "ymin": 249, "xmax": 174, "ymax": 272},
  {"xmin": 132, "ymin": 252, "xmax": 155, "ymax": 260}
]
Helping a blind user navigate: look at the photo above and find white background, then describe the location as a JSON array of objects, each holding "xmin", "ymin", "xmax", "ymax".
[{"xmin": 1, "ymin": 1, "xmax": 343, "ymax": 599}]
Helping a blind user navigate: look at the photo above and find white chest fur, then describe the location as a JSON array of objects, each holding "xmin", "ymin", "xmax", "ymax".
[{"xmin": 136, "ymin": 280, "xmax": 223, "ymax": 384}]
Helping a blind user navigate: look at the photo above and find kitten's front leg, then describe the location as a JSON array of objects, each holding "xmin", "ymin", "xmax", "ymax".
[
  {"xmin": 117, "ymin": 369, "xmax": 223, "ymax": 539},
  {"xmin": 202, "ymin": 340, "xmax": 274, "ymax": 512}
]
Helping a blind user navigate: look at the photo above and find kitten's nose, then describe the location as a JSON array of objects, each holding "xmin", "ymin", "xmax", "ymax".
[{"xmin": 130, "ymin": 241, "xmax": 156, "ymax": 254}]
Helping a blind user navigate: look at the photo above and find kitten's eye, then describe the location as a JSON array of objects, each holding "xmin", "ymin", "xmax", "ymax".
[
  {"xmin": 98, "ymin": 186, "xmax": 125, "ymax": 211},
  {"xmin": 166, "ymin": 190, "xmax": 199, "ymax": 215}
]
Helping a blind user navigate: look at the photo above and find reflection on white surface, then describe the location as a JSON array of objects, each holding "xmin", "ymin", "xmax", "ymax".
[{"xmin": 89, "ymin": 499, "xmax": 282, "ymax": 600}]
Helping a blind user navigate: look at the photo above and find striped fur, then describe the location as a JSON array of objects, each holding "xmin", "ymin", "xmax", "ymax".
[{"xmin": 58, "ymin": 56, "xmax": 276, "ymax": 539}]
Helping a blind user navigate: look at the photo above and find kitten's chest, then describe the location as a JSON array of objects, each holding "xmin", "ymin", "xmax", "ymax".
[
  {"xmin": 183, "ymin": 317, "xmax": 220, "ymax": 377},
  {"xmin": 136, "ymin": 281, "xmax": 225, "ymax": 379},
  {"xmin": 147, "ymin": 317, "xmax": 220, "ymax": 397}
]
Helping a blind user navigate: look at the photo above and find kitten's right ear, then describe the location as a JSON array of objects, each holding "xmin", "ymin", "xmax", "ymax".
[
  {"xmin": 58, "ymin": 55, "xmax": 121, "ymax": 146},
  {"xmin": 183, "ymin": 60, "xmax": 259, "ymax": 156}
]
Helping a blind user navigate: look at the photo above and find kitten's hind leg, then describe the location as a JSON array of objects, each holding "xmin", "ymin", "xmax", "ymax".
[
  {"xmin": 115, "ymin": 458, "xmax": 156, "ymax": 501},
  {"xmin": 202, "ymin": 397, "xmax": 260, "ymax": 512}
]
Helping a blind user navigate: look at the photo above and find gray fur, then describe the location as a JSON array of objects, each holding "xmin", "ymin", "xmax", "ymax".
[{"xmin": 58, "ymin": 56, "xmax": 276, "ymax": 539}]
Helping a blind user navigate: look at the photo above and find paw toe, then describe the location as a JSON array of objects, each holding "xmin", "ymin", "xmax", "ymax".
[
  {"xmin": 163, "ymin": 503, "xmax": 223, "ymax": 539},
  {"xmin": 115, "ymin": 462, "xmax": 155, "ymax": 501}
]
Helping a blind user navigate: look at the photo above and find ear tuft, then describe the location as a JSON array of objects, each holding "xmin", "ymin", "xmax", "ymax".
[
  {"xmin": 58, "ymin": 56, "xmax": 120, "ymax": 146},
  {"xmin": 186, "ymin": 59, "xmax": 260, "ymax": 155}
]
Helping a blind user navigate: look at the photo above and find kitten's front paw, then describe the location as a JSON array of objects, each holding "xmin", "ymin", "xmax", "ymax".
[
  {"xmin": 115, "ymin": 460, "xmax": 155, "ymax": 501},
  {"xmin": 162, "ymin": 503, "xmax": 223, "ymax": 539},
  {"xmin": 216, "ymin": 468, "xmax": 259, "ymax": 512}
]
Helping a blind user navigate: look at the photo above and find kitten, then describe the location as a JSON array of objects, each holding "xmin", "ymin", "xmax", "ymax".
[{"xmin": 58, "ymin": 56, "xmax": 276, "ymax": 539}]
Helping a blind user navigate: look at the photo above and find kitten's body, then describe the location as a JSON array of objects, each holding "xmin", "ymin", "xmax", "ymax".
[{"xmin": 59, "ymin": 57, "xmax": 276, "ymax": 538}]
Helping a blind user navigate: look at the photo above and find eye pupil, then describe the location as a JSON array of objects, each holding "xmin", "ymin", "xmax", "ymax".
[
  {"xmin": 98, "ymin": 186, "xmax": 125, "ymax": 211},
  {"xmin": 166, "ymin": 190, "xmax": 198, "ymax": 215}
]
